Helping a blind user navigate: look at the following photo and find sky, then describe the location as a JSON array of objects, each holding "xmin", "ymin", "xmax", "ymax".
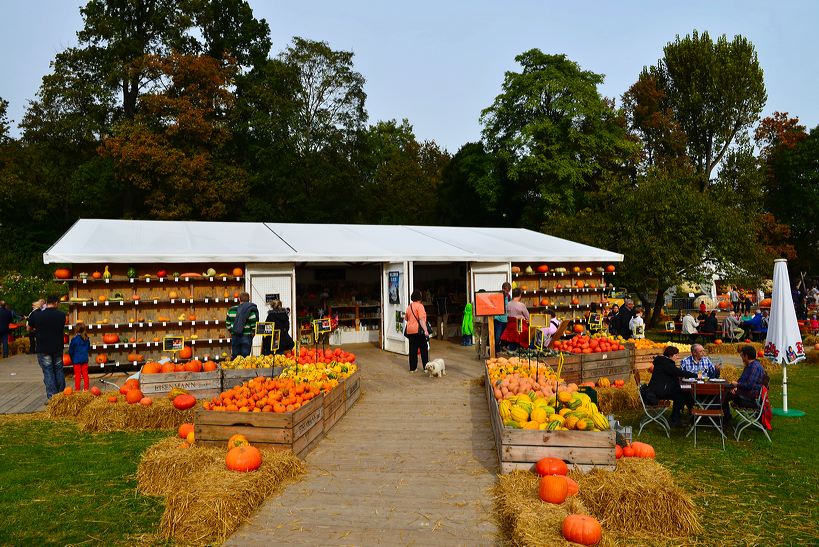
[{"xmin": 1, "ymin": 0, "xmax": 817, "ymax": 153}]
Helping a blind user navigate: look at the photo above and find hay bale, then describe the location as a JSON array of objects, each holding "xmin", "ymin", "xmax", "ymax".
[
  {"xmin": 596, "ymin": 383, "xmax": 640, "ymax": 414},
  {"xmin": 46, "ymin": 391, "xmax": 96, "ymax": 418},
  {"xmin": 77, "ymin": 393, "xmax": 195, "ymax": 432},
  {"xmin": 137, "ymin": 437, "xmax": 225, "ymax": 496},
  {"xmin": 719, "ymin": 366, "xmax": 741, "ymax": 384},
  {"xmin": 160, "ymin": 449, "xmax": 306, "ymax": 544},
  {"xmin": 573, "ymin": 458, "xmax": 701, "ymax": 539},
  {"xmin": 493, "ymin": 471, "xmax": 615, "ymax": 547}
]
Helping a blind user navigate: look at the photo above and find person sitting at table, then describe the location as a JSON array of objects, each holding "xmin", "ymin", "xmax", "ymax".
[
  {"xmin": 681, "ymin": 311, "xmax": 699, "ymax": 344},
  {"xmin": 744, "ymin": 310, "xmax": 766, "ymax": 339},
  {"xmin": 722, "ymin": 311, "xmax": 745, "ymax": 342},
  {"xmin": 679, "ymin": 344, "xmax": 721, "ymax": 379},
  {"xmin": 723, "ymin": 345, "xmax": 768, "ymax": 426},
  {"xmin": 700, "ymin": 310, "xmax": 719, "ymax": 336},
  {"xmin": 647, "ymin": 346, "xmax": 696, "ymax": 427}
]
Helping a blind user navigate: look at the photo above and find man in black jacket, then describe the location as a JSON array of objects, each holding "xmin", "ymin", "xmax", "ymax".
[
  {"xmin": 647, "ymin": 345, "xmax": 696, "ymax": 427},
  {"xmin": 27, "ymin": 295, "xmax": 67, "ymax": 399},
  {"xmin": 0, "ymin": 300, "xmax": 14, "ymax": 358},
  {"xmin": 613, "ymin": 299, "xmax": 636, "ymax": 339}
]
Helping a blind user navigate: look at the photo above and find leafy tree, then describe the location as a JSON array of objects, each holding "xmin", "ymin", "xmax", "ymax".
[
  {"xmin": 186, "ymin": 0, "xmax": 271, "ymax": 69},
  {"xmin": 436, "ymin": 142, "xmax": 507, "ymax": 226},
  {"xmin": 480, "ymin": 50, "xmax": 639, "ymax": 230},
  {"xmin": 643, "ymin": 31, "xmax": 766, "ymax": 189},
  {"xmin": 0, "ymin": 98, "xmax": 10, "ymax": 142}
]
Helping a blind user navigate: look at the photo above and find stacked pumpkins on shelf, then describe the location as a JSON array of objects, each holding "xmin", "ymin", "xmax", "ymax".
[{"xmin": 142, "ymin": 356, "xmax": 219, "ymax": 374}]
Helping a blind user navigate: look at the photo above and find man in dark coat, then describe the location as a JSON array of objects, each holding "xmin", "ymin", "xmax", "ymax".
[
  {"xmin": 614, "ymin": 299, "xmax": 636, "ymax": 339},
  {"xmin": 647, "ymin": 345, "xmax": 696, "ymax": 426}
]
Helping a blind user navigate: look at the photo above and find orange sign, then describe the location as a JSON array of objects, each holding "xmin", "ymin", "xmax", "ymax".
[{"xmin": 474, "ymin": 291, "xmax": 506, "ymax": 316}]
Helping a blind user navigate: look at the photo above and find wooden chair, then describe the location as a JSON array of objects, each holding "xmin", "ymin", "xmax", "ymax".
[
  {"xmin": 637, "ymin": 384, "xmax": 671, "ymax": 438},
  {"xmin": 686, "ymin": 382, "xmax": 727, "ymax": 450}
]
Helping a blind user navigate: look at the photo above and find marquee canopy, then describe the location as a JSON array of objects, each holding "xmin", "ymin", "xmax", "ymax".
[{"xmin": 43, "ymin": 219, "xmax": 623, "ymax": 264}]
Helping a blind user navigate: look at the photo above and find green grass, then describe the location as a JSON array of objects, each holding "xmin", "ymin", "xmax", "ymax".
[
  {"xmin": 0, "ymin": 417, "xmax": 170, "ymax": 545},
  {"xmin": 622, "ymin": 363, "xmax": 819, "ymax": 545}
]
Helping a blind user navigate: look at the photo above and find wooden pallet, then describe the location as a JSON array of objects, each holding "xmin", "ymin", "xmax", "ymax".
[
  {"xmin": 484, "ymin": 367, "xmax": 615, "ymax": 474},
  {"xmin": 139, "ymin": 366, "xmax": 222, "ymax": 399},
  {"xmin": 345, "ymin": 370, "xmax": 361, "ymax": 411},
  {"xmin": 194, "ymin": 394, "xmax": 324, "ymax": 458},
  {"xmin": 323, "ymin": 376, "xmax": 347, "ymax": 432},
  {"xmin": 541, "ymin": 350, "xmax": 631, "ymax": 385},
  {"xmin": 221, "ymin": 367, "xmax": 283, "ymax": 390}
]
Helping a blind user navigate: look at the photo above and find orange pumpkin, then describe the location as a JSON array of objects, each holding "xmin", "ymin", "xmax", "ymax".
[
  {"xmin": 160, "ymin": 362, "xmax": 175, "ymax": 373},
  {"xmin": 96, "ymin": 354, "xmax": 108, "ymax": 364},
  {"xmin": 227, "ymin": 434, "xmax": 250, "ymax": 449},
  {"xmin": 562, "ymin": 514, "xmax": 602, "ymax": 546},
  {"xmin": 184, "ymin": 359, "xmax": 203, "ymax": 373},
  {"xmin": 540, "ymin": 298, "xmax": 550, "ymax": 306},
  {"xmin": 536, "ymin": 264, "xmax": 549, "ymax": 273},
  {"xmin": 142, "ymin": 362, "xmax": 162, "ymax": 374},
  {"xmin": 90, "ymin": 386, "xmax": 102, "ymax": 396},
  {"xmin": 576, "ymin": 280, "xmax": 585, "ymax": 288},
  {"xmin": 178, "ymin": 346, "xmax": 193, "ymax": 360},
  {"xmin": 573, "ymin": 324, "xmax": 584, "ymax": 334},
  {"xmin": 139, "ymin": 396, "xmax": 153, "ymax": 406},
  {"xmin": 173, "ymin": 393, "xmax": 197, "ymax": 410},
  {"xmin": 127, "ymin": 353, "xmax": 144, "ymax": 363},
  {"xmin": 187, "ymin": 314, "xmax": 196, "ymax": 321},
  {"xmin": 54, "ymin": 268, "xmax": 72, "ymax": 279},
  {"xmin": 226, "ymin": 445, "xmax": 263, "ymax": 472},
  {"xmin": 91, "ymin": 271, "xmax": 102, "ymax": 279},
  {"xmin": 125, "ymin": 388, "xmax": 143, "ymax": 404},
  {"xmin": 168, "ymin": 290, "xmax": 179, "ymax": 299},
  {"xmin": 232, "ymin": 267, "xmax": 243, "ymax": 277},
  {"xmin": 107, "ymin": 395, "xmax": 118, "ymax": 403},
  {"xmin": 102, "ymin": 333, "xmax": 120, "ymax": 344},
  {"xmin": 202, "ymin": 360, "xmax": 218, "ymax": 372},
  {"xmin": 539, "ymin": 475, "xmax": 569, "ymax": 504},
  {"xmin": 535, "ymin": 457, "xmax": 568, "ymax": 476},
  {"xmin": 572, "ymin": 266, "xmax": 581, "ymax": 273},
  {"xmin": 178, "ymin": 423, "xmax": 194, "ymax": 439},
  {"xmin": 564, "ymin": 476, "xmax": 579, "ymax": 497},
  {"xmin": 63, "ymin": 387, "xmax": 73, "ymax": 396},
  {"xmin": 571, "ymin": 297, "xmax": 580, "ymax": 305},
  {"xmin": 174, "ymin": 363, "xmax": 185, "ymax": 373},
  {"xmin": 714, "ymin": 339, "xmax": 723, "ymax": 345},
  {"xmin": 605, "ymin": 265, "xmax": 616, "ymax": 272},
  {"xmin": 759, "ymin": 298, "xmax": 772, "ymax": 308},
  {"xmin": 124, "ymin": 378, "xmax": 140, "ymax": 390},
  {"xmin": 132, "ymin": 294, "xmax": 141, "ymax": 301},
  {"xmin": 615, "ymin": 444, "xmax": 623, "ymax": 459}
]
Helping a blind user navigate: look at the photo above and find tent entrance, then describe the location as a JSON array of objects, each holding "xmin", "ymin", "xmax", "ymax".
[{"xmin": 413, "ymin": 262, "xmax": 468, "ymax": 342}]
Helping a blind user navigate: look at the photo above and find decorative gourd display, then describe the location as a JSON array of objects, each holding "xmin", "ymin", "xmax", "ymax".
[
  {"xmin": 102, "ymin": 266, "xmax": 111, "ymax": 279},
  {"xmin": 561, "ymin": 514, "xmax": 602, "ymax": 546},
  {"xmin": 54, "ymin": 268, "xmax": 72, "ymax": 279},
  {"xmin": 126, "ymin": 267, "xmax": 137, "ymax": 279},
  {"xmin": 538, "ymin": 475, "xmax": 569, "ymax": 504},
  {"xmin": 226, "ymin": 445, "xmax": 263, "ymax": 472},
  {"xmin": 227, "ymin": 434, "xmax": 250, "ymax": 449}
]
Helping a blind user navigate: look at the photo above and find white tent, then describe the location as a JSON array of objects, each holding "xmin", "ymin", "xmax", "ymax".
[{"xmin": 43, "ymin": 219, "xmax": 624, "ymax": 264}]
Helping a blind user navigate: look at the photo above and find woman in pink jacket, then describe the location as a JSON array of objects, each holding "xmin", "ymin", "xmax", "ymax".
[{"xmin": 405, "ymin": 290, "xmax": 430, "ymax": 373}]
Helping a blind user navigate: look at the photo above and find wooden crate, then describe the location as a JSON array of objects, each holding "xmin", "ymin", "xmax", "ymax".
[
  {"xmin": 484, "ymin": 367, "xmax": 615, "ymax": 474},
  {"xmin": 323, "ymin": 376, "xmax": 347, "ymax": 432},
  {"xmin": 221, "ymin": 367, "xmax": 283, "ymax": 390},
  {"xmin": 631, "ymin": 347, "xmax": 663, "ymax": 383},
  {"xmin": 194, "ymin": 394, "xmax": 324, "ymax": 458},
  {"xmin": 139, "ymin": 366, "xmax": 222, "ymax": 399},
  {"xmin": 345, "ymin": 370, "xmax": 361, "ymax": 411},
  {"xmin": 540, "ymin": 350, "xmax": 631, "ymax": 385}
]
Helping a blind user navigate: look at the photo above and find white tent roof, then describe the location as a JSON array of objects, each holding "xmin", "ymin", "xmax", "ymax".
[{"xmin": 44, "ymin": 219, "xmax": 623, "ymax": 264}]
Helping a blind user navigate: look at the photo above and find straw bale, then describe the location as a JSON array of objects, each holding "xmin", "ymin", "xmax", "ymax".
[
  {"xmin": 46, "ymin": 391, "xmax": 96, "ymax": 418},
  {"xmin": 76, "ymin": 394, "xmax": 196, "ymax": 432},
  {"xmin": 160, "ymin": 449, "xmax": 306, "ymax": 544},
  {"xmin": 719, "ymin": 366, "xmax": 741, "ymax": 384},
  {"xmin": 573, "ymin": 458, "xmax": 701, "ymax": 539},
  {"xmin": 493, "ymin": 471, "xmax": 616, "ymax": 547},
  {"xmin": 803, "ymin": 334, "xmax": 817, "ymax": 346},
  {"xmin": 596, "ymin": 383, "xmax": 640, "ymax": 414},
  {"xmin": 137, "ymin": 437, "xmax": 225, "ymax": 496}
]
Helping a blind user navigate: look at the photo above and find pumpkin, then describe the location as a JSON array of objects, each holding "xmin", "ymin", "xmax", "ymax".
[
  {"xmin": 202, "ymin": 360, "xmax": 218, "ymax": 372},
  {"xmin": 187, "ymin": 314, "xmax": 196, "ymax": 321},
  {"xmin": 91, "ymin": 271, "xmax": 102, "ymax": 279},
  {"xmin": 178, "ymin": 423, "xmax": 194, "ymax": 439},
  {"xmin": 605, "ymin": 264, "xmax": 616, "ymax": 272},
  {"xmin": 564, "ymin": 476, "xmax": 579, "ymax": 497},
  {"xmin": 535, "ymin": 457, "xmax": 568, "ymax": 477},
  {"xmin": 615, "ymin": 444, "xmax": 623, "ymax": 459},
  {"xmin": 160, "ymin": 362, "xmax": 175, "ymax": 373},
  {"xmin": 174, "ymin": 363, "xmax": 185, "ymax": 373},
  {"xmin": 613, "ymin": 379, "xmax": 625, "ymax": 387},
  {"xmin": 62, "ymin": 353, "xmax": 72, "ymax": 366},
  {"xmin": 814, "ymin": 343, "xmax": 819, "ymax": 351},
  {"xmin": 125, "ymin": 388, "xmax": 143, "ymax": 404},
  {"xmin": 622, "ymin": 444, "xmax": 635, "ymax": 457},
  {"xmin": 63, "ymin": 387, "xmax": 73, "ymax": 396},
  {"xmin": 576, "ymin": 280, "xmax": 585, "ymax": 288},
  {"xmin": 572, "ymin": 266, "xmax": 581, "ymax": 273},
  {"xmin": 759, "ymin": 298, "xmax": 772, "ymax": 308},
  {"xmin": 98, "ymin": 295, "xmax": 107, "ymax": 302},
  {"xmin": 228, "ymin": 434, "xmax": 250, "ymax": 449},
  {"xmin": 536, "ymin": 264, "xmax": 549, "ymax": 273},
  {"xmin": 562, "ymin": 514, "xmax": 602, "ymax": 546},
  {"xmin": 539, "ymin": 475, "xmax": 569, "ymax": 504},
  {"xmin": 124, "ymin": 378, "xmax": 140, "ymax": 390},
  {"xmin": 157, "ymin": 269, "xmax": 167, "ymax": 278},
  {"xmin": 757, "ymin": 349, "xmax": 764, "ymax": 358},
  {"xmin": 718, "ymin": 300, "xmax": 731, "ymax": 310},
  {"xmin": 142, "ymin": 362, "xmax": 162, "ymax": 374},
  {"xmin": 571, "ymin": 297, "xmax": 580, "ymax": 305},
  {"xmin": 168, "ymin": 290, "xmax": 179, "ymax": 299},
  {"xmin": 132, "ymin": 294, "xmax": 141, "ymax": 301},
  {"xmin": 630, "ymin": 441, "xmax": 655, "ymax": 458},
  {"xmin": 597, "ymin": 377, "xmax": 610, "ymax": 388},
  {"xmin": 96, "ymin": 354, "xmax": 108, "ymax": 364},
  {"xmin": 714, "ymin": 339, "xmax": 723, "ymax": 345},
  {"xmin": 540, "ymin": 298, "xmax": 550, "ymax": 306},
  {"xmin": 127, "ymin": 353, "xmax": 144, "ymax": 363},
  {"xmin": 226, "ymin": 445, "xmax": 263, "ymax": 472},
  {"xmin": 173, "ymin": 393, "xmax": 197, "ymax": 410},
  {"xmin": 107, "ymin": 395, "xmax": 118, "ymax": 403},
  {"xmin": 178, "ymin": 346, "xmax": 193, "ymax": 360},
  {"xmin": 102, "ymin": 333, "xmax": 120, "ymax": 344},
  {"xmin": 232, "ymin": 267, "xmax": 244, "ymax": 277},
  {"xmin": 511, "ymin": 266, "xmax": 521, "ymax": 274},
  {"xmin": 54, "ymin": 268, "xmax": 72, "ymax": 279},
  {"xmin": 186, "ymin": 430, "xmax": 195, "ymax": 444},
  {"xmin": 90, "ymin": 386, "xmax": 102, "ymax": 396},
  {"xmin": 573, "ymin": 323, "xmax": 584, "ymax": 334},
  {"xmin": 184, "ymin": 359, "xmax": 203, "ymax": 373},
  {"xmin": 139, "ymin": 396, "xmax": 153, "ymax": 406}
]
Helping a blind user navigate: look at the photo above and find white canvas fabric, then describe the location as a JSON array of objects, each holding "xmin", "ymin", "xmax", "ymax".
[{"xmin": 764, "ymin": 259, "xmax": 806, "ymax": 365}]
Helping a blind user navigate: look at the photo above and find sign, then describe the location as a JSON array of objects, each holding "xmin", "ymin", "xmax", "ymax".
[
  {"xmin": 388, "ymin": 271, "xmax": 400, "ymax": 304},
  {"xmin": 665, "ymin": 321, "xmax": 676, "ymax": 332},
  {"xmin": 474, "ymin": 291, "xmax": 505, "ymax": 316},
  {"xmin": 265, "ymin": 293, "xmax": 280, "ymax": 303},
  {"xmin": 312, "ymin": 318, "xmax": 332, "ymax": 343},
  {"xmin": 395, "ymin": 310, "xmax": 403, "ymax": 333},
  {"xmin": 162, "ymin": 335, "xmax": 185, "ymax": 352},
  {"xmin": 255, "ymin": 322, "xmax": 275, "ymax": 336}
]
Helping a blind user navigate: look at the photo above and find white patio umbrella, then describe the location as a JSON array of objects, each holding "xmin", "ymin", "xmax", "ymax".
[{"xmin": 764, "ymin": 259, "xmax": 806, "ymax": 417}]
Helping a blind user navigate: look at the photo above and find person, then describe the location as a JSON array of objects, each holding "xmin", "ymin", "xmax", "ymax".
[
  {"xmin": 260, "ymin": 299, "xmax": 295, "ymax": 356},
  {"xmin": 722, "ymin": 311, "xmax": 745, "ymax": 342},
  {"xmin": 434, "ymin": 288, "xmax": 450, "ymax": 341},
  {"xmin": 500, "ymin": 288, "xmax": 530, "ymax": 351},
  {"xmin": 647, "ymin": 346, "xmax": 696, "ymax": 427},
  {"xmin": 724, "ymin": 345, "xmax": 768, "ymax": 426},
  {"xmin": 700, "ymin": 310, "xmax": 719, "ymax": 335},
  {"xmin": 27, "ymin": 299, "xmax": 45, "ymax": 354},
  {"xmin": 699, "ymin": 300, "xmax": 707, "ymax": 315},
  {"xmin": 729, "ymin": 288, "xmax": 740, "ymax": 312},
  {"xmin": 629, "ymin": 307, "xmax": 645, "ymax": 339},
  {"xmin": 0, "ymin": 300, "xmax": 14, "ymax": 358},
  {"xmin": 493, "ymin": 282, "xmax": 512, "ymax": 350},
  {"xmin": 679, "ymin": 344, "xmax": 721, "ymax": 379},
  {"xmin": 27, "ymin": 295, "xmax": 67, "ymax": 399},
  {"xmin": 744, "ymin": 310, "xmax": 766, "ymax": 340},
  {"xmin": 742, "ymin": 293, "xmax": 752, "ymax": 315},
  {"xmin": 461, "ymin": 302, "xmax": 474, "ymax": 346},
  {"xmin": 810, "ymin": 314, "xmax": 819, "ymax": 336},
  {"xmin": 613, "ymin": 299, "xmax": 636, "ymax": 339},
  {"xmin": 681, "ymin": 311, "xmax": 699, "ymax": 344},
  {"xmin": 68, "ymin": 324, "xmax": 91, "ymax": 391},
  {"xmin": 604, "ymin": 304, "xmax": 619, "ymax": 333},
  {"xmin": 756, "ymin": 287, "xmax": 765, "ymax": 306},
  {"xmin": 226, "ymin": 292, "xmax": 258, "ymax": 358},
  {"xmin": 405, "ymin": 290, "xmax": 430, "ymax": 373}
]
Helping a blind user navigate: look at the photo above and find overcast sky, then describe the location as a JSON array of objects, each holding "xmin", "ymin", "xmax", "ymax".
[{"xmin": 1, "ymin": 0, "xmax": 817, "ymax": 152}]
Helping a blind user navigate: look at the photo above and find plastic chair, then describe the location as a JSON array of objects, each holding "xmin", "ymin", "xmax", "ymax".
[
  {"xmin": 732, "ymin": 386, "xmax": 772, "ymax": 443},
  {"xmin": 686, "ymin": 382, "xmax": 726, "ymax": 450},
  {"xmin": 637, "ymin": 384, "xmax": 670, "ymax": 438}
]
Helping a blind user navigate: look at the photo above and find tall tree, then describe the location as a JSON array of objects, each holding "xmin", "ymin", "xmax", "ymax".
[
  {"xmin": 643, "ymin": 31, "xmax": 766, "ymax": 189},
  {"xmin": 186, "ymin": 0, "xmax": 271, "ymax": 68},
  {"xmin": 480, "ymin": 50, "xmax": 639, "ymax": 229},
  {"xmin": 436, "ymin": 142, "xmax": 507, "ymax": 227}
]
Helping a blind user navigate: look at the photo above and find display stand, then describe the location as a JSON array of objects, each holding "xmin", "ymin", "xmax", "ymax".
[{"xmin": 474, "ymin": 291, "xmax": 505, "ymax": 359}]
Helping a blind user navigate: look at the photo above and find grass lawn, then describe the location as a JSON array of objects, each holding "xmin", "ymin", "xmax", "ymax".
[
  {"xmin": 621, "ymin": 362, "xmax": 819, "ymax": 545},
  {"xmin": 0, "ymin": 416, "xmax": 170, "ymax": 545}
]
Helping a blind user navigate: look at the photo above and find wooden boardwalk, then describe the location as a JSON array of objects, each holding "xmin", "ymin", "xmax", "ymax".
[
  {"xmin": 226, "ymin": 342, "xmax": 499, "ymax": 546},
  {"xmin": 0, "ymin": 381, "xmax": 47, "ymax": 414}
]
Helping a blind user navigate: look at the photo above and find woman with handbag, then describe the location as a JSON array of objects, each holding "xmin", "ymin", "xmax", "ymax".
[{"xmin": 405, "ymin": 290, "xmax": 430, "ymax": 373}]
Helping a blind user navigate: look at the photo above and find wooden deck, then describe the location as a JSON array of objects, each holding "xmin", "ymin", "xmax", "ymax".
[
  {"xmin": 226, "ymin": 341, "xmax": 499, "ymax": 545},
  {"xmin": 0, "ymin": 381, "xmax": 47, "ymax": 414}
]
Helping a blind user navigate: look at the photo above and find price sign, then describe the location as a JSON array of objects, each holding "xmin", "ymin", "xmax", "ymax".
[
  {"xmin": 162, "ymin": 335, "xmax": 185, "ymax": 353},
  {"xmin": 474, "ymin": 291, "xmax": 505, "ymax": 316}
]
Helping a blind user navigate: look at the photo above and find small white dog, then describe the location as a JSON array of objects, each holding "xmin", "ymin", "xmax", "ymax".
[{"xmin": 424, "ymin": 358, "xmax": 446, "ymax": 378}]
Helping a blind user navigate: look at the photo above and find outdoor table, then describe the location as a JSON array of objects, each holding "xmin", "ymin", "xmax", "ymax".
[{"xmin": 681, "ymin": 379, "xmax": 733, "ymax": 448}]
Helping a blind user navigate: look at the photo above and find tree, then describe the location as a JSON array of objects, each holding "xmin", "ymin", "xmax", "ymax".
[
  {"xmin": 480, "ymin": 50, "xmax": 639, "ymax": 229},
  {"xmin": 644, "ymin": 31, "xmax": 766, "ymax": 189},
  {"xmin": 0, "ymin": 98, "xmax": 10, "ymax": 142},
  {"xmin": 436, "ymin": 142, "xmax": 507, "ymax": 226},
  {"xmin": 186, "ymin": 0, "xmax": 271, "ymax": 69}
]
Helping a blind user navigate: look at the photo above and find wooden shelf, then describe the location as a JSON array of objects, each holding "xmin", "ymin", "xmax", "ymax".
[{"xmin": 59, "ymin": 276, "xmax": 243, "ymax": 284}]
